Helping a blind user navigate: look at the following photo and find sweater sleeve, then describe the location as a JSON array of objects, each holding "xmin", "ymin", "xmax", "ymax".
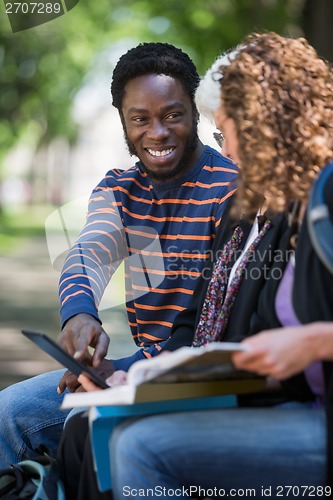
[{"xmin": 58, "ymin": 175, "xmax": 127, "ymax": 328}]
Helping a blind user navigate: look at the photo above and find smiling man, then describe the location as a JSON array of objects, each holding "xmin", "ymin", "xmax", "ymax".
[{"xmin": 0, "ymin": 42, "xmax": 237, "ymax": 468}]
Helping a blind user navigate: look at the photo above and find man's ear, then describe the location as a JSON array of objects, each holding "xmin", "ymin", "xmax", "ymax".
[
  {"xmin": 193, "ymin": 105, "xmax": 200, "ymax": 124},
  {"xmin": 118, "ymin": 111, "xmax": 126, "ymax": 131}
]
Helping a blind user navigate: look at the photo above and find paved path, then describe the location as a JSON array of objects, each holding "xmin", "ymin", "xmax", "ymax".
[{"xmin": 0, "ymin": 235, "xmax": 134, "ymax": 390}]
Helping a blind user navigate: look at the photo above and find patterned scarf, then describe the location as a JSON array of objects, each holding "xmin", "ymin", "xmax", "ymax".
[{"xmin": 192, "ymin": 219, "xmax": 271, "ymax": 347}]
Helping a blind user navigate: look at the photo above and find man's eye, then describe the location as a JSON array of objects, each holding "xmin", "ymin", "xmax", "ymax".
[
  {"xmin": 166, "ymin": 112, "xmax": 182, "ymax": 120},
  {"xmin": 132, "ymin": 117, "xmax": 146, "ymax": 122}
]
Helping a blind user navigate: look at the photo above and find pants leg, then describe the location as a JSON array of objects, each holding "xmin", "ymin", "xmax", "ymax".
[
  {"xmin": 110, "ymin": 407, "xmax": 327, "ymax": 500},
  {"xmin": 57, "ymin": 412, "xmax": 112, "ymax": 500},
  {"xmin": 0, "ymin": 369, "xmax": 69, "ymax": 467}
]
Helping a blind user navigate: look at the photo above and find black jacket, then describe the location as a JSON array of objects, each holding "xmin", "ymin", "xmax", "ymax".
[
  {"xmin": 164, "ymin": 190, "xmax": 333, "ymax": 484},
  {"xmin": 293, "ymin": 172, "xmax": 333, "ymax": 487}
]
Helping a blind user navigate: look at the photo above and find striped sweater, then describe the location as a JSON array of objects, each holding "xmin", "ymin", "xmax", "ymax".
[{"xmin": 59, "ymin": 145, "xmax": 238, "ymax": 368}]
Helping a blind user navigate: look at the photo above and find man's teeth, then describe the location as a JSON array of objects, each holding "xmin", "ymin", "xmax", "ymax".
[{"xmin": 147, "ymin": 148, "xmax": 173, "ymax": 157}]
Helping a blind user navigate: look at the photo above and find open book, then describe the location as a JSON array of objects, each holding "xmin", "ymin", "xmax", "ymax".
[{"xmin": 61, "ymin": 342, "xmax": 265, "ymax": 408}]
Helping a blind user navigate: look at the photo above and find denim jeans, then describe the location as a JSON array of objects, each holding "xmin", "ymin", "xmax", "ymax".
[
  {"xmin": 0, "ymin": 355, "xmax": 133, "ymax": 468},
  {"xmin": 110, "ymin": 406, "xmax": 327, "ymax": 500},
  {"xmin": 0, "ymin": 369, "xmax": 70, "ymax": 467}
]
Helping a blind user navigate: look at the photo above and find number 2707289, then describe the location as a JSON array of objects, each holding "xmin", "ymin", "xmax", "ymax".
[{"xmin": 5, "ymin": 2, "xmax": 62, "ymax": 14}]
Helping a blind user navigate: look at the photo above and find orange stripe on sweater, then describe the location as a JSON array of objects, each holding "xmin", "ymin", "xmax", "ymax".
[
  {"xmin": 121, "ymin": 205, "xmax": 216, "ymax": 223},
  {"xmin": 128, "ymin": 266, "xmax": 200, "ymax": 278},
  {"xmin": 61, "ymin": 290, "xmax": 94, "ymax": 306},
  {"xmin": 132, "ymin": 285, "xmax": 193, "ymax": 295},
  {"xmin": 203, "ymin": 165, "xmax": 238, "ymax": 174},
  {"xmin": 137, "ymin": 319, "xmax": 173, "ymax": 328},
  {"xmin": 127, "ymin": 248, "xmax": 209, "ymax": 259},
  {"xmin": 134, "ymin": 303, "xmax": 185, "ymax": 312}
]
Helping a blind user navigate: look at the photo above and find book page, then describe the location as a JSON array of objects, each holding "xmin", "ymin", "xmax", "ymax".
[
  {"xmin": 127, "ymin": 342, "xmax": 250, "ymax": 386},
  {"xmin": 61, "ymin": 384, "xmax": 136, "ymax": 409}
]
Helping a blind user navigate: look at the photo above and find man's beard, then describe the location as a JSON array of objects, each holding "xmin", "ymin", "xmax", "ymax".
[{"xmin": 124, "ymin": 120, "xmax": 199, "ymax": 182}]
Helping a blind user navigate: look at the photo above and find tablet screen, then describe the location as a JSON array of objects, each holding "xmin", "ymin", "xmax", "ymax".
[{"xmin": 21, "ymin": 329, "xmax": 109, "ymax": 389}]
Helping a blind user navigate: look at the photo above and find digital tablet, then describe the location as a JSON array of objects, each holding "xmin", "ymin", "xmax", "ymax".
[{"xmin": 21, "ymin": 329, "xmax": 109, "ymax": 389}]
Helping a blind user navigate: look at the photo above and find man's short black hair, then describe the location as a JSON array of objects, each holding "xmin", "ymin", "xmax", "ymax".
[{"xmin": 111, "ymin": 42, "xmax": 200, "ymax": 110}]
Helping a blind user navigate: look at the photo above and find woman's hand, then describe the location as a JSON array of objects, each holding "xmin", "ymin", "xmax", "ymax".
[
  {"xmin": 77, "ymin": 374, "xmax": 101, "ymax": 392},
  {"xmin": 232, "ymin": 324, "xmax": 328, "ymax": 380},
  {"xmin": 78, "ymin": 370, "xmax": 128, "ymax": 392}
]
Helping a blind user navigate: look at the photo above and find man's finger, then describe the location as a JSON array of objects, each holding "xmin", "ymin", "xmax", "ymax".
[{"xmin": 92, "ymin": 333, "xmax": 110, "ymax": 366}]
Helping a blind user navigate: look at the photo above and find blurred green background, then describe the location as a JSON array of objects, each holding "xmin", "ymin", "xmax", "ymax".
[{"xmin": 0, "ymin": 0, "xmax": 332, "ymax": 387}]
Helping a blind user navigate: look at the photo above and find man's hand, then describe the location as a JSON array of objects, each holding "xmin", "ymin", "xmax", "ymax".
[
  {"xmin": 57, "ymin": 358, "xmax": 115, "ymax": 394},
  {"xmin": 58, "ymin": 313, "xmax": 110, "ymax": 367}
]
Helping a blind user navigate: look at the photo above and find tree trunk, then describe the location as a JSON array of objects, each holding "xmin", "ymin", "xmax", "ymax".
[{"xmin": 302, "ymin": 0, "xmax": 333, "ymax": 62}]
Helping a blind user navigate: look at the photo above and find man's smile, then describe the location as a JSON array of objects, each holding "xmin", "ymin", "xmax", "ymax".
[{"xmin": 146, "ymin": 148, "xmax": 175, "ymax": 158}]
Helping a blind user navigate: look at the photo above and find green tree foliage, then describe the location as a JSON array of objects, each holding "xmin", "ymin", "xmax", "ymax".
[
  {"xmin": 139, "ymin": 0, "xmax": 293, "ymax": 72},
  {"xmin": 0, "ymin": 0, "xmax": 323, "ymax": 170}
]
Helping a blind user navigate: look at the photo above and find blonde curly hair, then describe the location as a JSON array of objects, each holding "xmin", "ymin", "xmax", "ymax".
[{"xmin": 217, "ymin": 32, "xmax": 333, "ymax": 217}]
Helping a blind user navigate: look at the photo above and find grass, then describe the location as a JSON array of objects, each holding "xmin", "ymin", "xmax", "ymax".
[
  {"xmin": 0, "ymin": 203, "xmax": 127, "ymax": 305},
  {"xmin": 0, "ymin": 205, "xmax": 52, "ymax": 254}
]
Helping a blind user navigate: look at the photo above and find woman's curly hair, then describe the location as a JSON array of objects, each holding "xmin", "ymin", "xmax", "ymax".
[{"xmin": 218, "ymin": 32, "xmax": 333, "ymax": 217}]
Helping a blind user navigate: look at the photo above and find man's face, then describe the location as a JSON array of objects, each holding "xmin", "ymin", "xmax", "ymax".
[{"xmin": 121, "ymin": 74, "xmax": 199, "ymax": 182}]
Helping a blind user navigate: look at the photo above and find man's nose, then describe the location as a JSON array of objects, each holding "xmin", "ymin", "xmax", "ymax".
[
  {"xmin": 221, "ymin": 141, "xmax": 233, "ymax": 161},
  {"xmin": 221, "ymin": 142, "xmax": 228, "ymax": 156},
  {"xmin": 147, "ymin": 120, "xmax": 169, "ymax": 141}
]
